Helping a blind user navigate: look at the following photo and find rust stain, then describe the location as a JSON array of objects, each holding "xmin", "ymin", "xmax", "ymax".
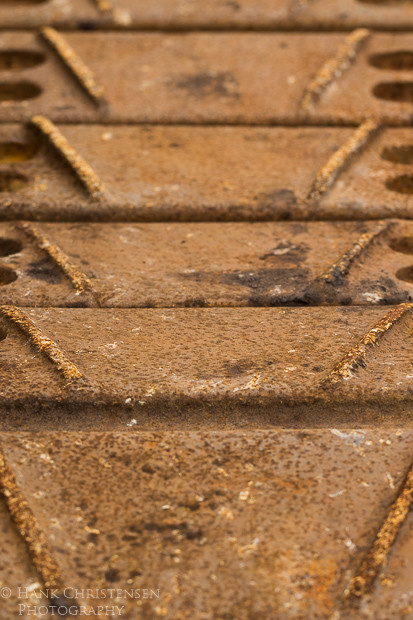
[
  {"xmin": 346, "ymin": 461, "xmax": 413, "ymax": 601},
  {"xmin": 300, "ymin": 28, "xmax": 370, "ymax": 111},
  {"xmin": 306, "ymin": 118, "xmax": 380, "ymax": 204},
  {"xmin": 17, "ymin": 222, "xmax": 96, "ymax": 296},
  {"xmin": 325, "ymin": 303, "xmax": 413, "ymax": 384},
  {"xmin": 41, "ymin": 27, "xmax": 106, "ymax": 106},
  {"xmin": 31, "ymin": 116, "xmax": 106, "ymax": 201},
  {"xmin": 0, "ymin": 446, "xmax": 64, "ymax": 591},
  {"xmin": 306, "ymin": 559, "xmax": 338, "ymax": 613},
  {"xmin": 0, "ymin": 305, "xmax": 84, "ymax": 383}
]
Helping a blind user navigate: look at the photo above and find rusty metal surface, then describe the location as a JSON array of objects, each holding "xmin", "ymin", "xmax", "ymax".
[
  {"xmin": 0, "ymin": 221, "xmax": 413, "ymax": 307},
  {"xmin": 2, "ymin": 0, "xmax": 413, "ymax": 31},
  {"xmin": 0, "ymin": 33, "xmax": 95, "ymax": 123},
  {"xmin": 5, "ymin": 124, "xmax": 413, "ymax": 221},
  {"xmin": 0, "ymin": 123, "xmax": 350, "ymax": 220},
  {"xmin": 0, "ymin": 429, "xmax": 411, "ymax": 619},
  {"xmin": 0, "ymin": 306, "xmax": 412, "ymax": 428},
  {"xmin": 3, "ymin": 32, "xmax": 413, "ymax": 124},
  {"xmin": 0, "ymin": 495, "xmax": 47, "ymax": 619},
  {"xmin": 0, "ymin": 31, "xmax": 339, "ymax": 123},
  {"xmin": 0, "ymin": 0, "xmax": 100, "ymax": 30},
  {"xmin": 1, "ymin": 10, "xmax": 413, "ymax": 620},
  {"xmin": 367, "ymin": 509, "xmax": 413, "ymax": 619},
  {"xmin": 109, "ymin": 0, "xmax": 413, "ymax": 31}
]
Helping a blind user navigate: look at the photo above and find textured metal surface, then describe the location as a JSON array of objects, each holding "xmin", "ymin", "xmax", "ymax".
[
  {"xmin": 0, "ymin": 495, "xmax": 46, "ymax": 619},
  {"xmin": 108, "ymin": 0, "xmax": 413, "ymax": 31},
  {"xmin": 5, "ymin": 124, "xmax": 413, "ymax": 221},
  {"xmin": 0, "ymin": 306, "xmax": 412, "ymax": 428},
  {"xmin": 367, "ymin": 508, "xmax": 413, "ymax": 619},
  {"xmin": 3, "ymin": 0, "xmax": 413, "ymax": 31},
  {"xmin": 1, "ymin": 8, "xmax": 413, "ymax": 620},
  {"xmin": 0, "ymin": 429, "xmax": 412, "ymax": 619},
  {"xmin": 0, "ymin": 221, "xmax": 413, "ymax": 307},
  {"xmin": 2, "ymin": 32, "xmax": 413, "ymax": 124},
  {"xmin": 0, "ymin": 0, "xmax": 99, "ymax": 30}
]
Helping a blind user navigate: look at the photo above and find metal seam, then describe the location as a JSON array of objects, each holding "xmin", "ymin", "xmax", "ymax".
[
  {"xmin": 345, "ymin": 459, "xmax": 413, "ymax": 602},
  {"xmin": 306, "ymin": 118, "xmax": 380, "ymax": 204},
  {"xmin": 324, "ymin": 302, "xmax": 413, "ymax": 385},
  {"xmin": 300, "ymin": 28, "xmax": 370, "ymax": 112},
  {"xmin": 308, "ymin": 221, "xmax": 391, "ymax": 289},
  {"xmin": 0, "ymin": 446, "xmax": 64, "ymax": 590},
  {"xmin": 41, "ymin": 27, "xmax": 106, "ymax": 106},
  {"xmin": 0, "ymin": 305, "xmax": 84, "ymax": 383},
  {"xmin": 30, "ymin": 115, "xmax": 106, "ymax": 201},
  {"xmin": 16, "ymin": 222, "xmax": 96, "ymax": 297}
]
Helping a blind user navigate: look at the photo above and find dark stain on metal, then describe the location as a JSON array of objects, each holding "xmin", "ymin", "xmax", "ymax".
[
  {"xmin": 174, "ymin": 72, "xmax": 241, "ymax": 99},
  {"xmin": 27, "ymin": 258, "xmax": 63, "ymax": 284},
  {"xmin": 256, "ymin": 189, "xmax": 298, "ymax": 218}
]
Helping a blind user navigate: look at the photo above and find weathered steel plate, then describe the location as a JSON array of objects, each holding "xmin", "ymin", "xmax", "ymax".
[
  {"xmin": 1, "ymin": 429, "xmax": 412, "ymax": 618},
  {"xmin": 4, "ymin": 124, "xmax": 413, "ymax": 221},
  {"xmin": 0, "ymin": 221, "xmax": 412, "ymax": 307},
  {"xmin": 109, "ymin": 0, "xmax": 413, "ymax": 31},
  {"xmin": 2, "ymin": 32, "xmax": 413, "ymax": 124},
  {"xmin": 0, "ymin": 306, "xmax": 412, "ymax": 427}
]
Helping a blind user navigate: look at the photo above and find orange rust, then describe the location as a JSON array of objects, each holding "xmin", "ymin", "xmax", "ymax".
[
  {"xmin": 307, "ymin": 559, "xmax": 338, "ymax": 613},
  {"xmin": 0, "ymin": 305, "xmax": 84, "ymax": 382},
  {"xmin": 346, "ymin": 461, "xmax": 413, "ymax": 601},
  {"xmin": 31, "ymin": 116, "xmax": 106, "ymax": 201},
  {"xmin": 0, "ymin": 446, "xmax": 64, "ymax": 590},
  {"xmin": 41, "ymin": 27, "xmax": 106, "ymax": 106},
  {"xmin": 306, "ymin": 119, "xmax": 380, "ymax": 203},
  {"xmin": 17, "ymin": 222, "xmax": 96, "ymax": 296},
  {"xmin": 300, "ymin": 29, "xmax": 370, "ymax": 111},
  {"xmin": 325, "ymin": 303, "xmax": 413, "ymax": 384}
]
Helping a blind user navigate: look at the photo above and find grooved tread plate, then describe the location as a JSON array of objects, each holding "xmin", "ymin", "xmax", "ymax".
[
  {"xmin": 5, "ymin": 124, "xmax": 413, "ymax": 220},
  {"xmin": 0, "ymin": 220, "xmax": 413, "ymax": 307},
  {"xmin": 0, "ymin": 306, "xmax": 412, "ymax": 428},
  {"xmin": 1, "ymin": 429, "xmax": 412, "ymax": 620},
  {"xmin": 2, "ymin": 33, "xmax": 413, "ymax": 124}
]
